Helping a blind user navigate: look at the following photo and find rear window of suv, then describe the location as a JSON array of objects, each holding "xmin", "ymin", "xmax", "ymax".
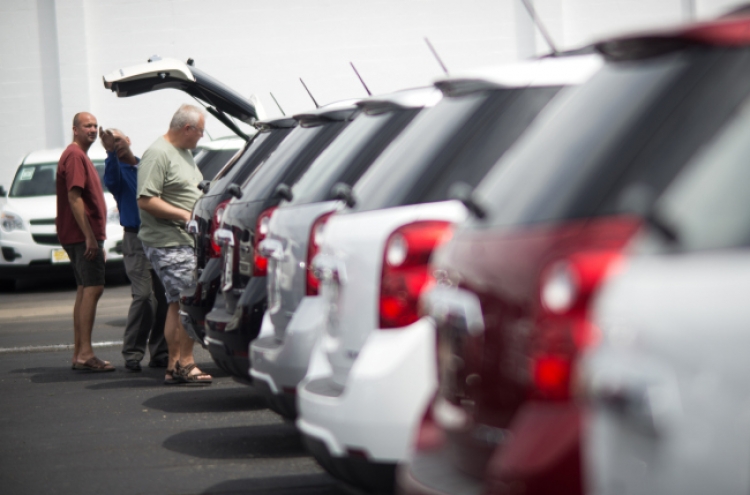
[
  {"xmin": 472, "ymin": 46, "xmax": 750, "ymax": 230},
  {"xmin": 646, "ymin": 95, "xmax": 750, "ymax": 252},
  {"xmin": 352, "ymin": 85, "xmax": 562, "ymax": 212}
]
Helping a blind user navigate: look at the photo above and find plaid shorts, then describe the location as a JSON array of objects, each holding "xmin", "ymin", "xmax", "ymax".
[{"xmin": 143, "ymin": 245, "xmax": 195, "ymax": 304}]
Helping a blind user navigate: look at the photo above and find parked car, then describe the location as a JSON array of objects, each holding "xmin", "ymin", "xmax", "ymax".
[
  {"xmin": 205, "ymin": 99, "xmax": 360, "ymax": 380},
  {"xmin": 250, "ymin": 86, "xmax": 442, "ymax": 419},
  {"xmin": 399, "ymin": 14, "xmax": 750, "ymax": 495},
  {"xmin": 295, "ymin": 54, "xmax": 603, "ymax": 494},
  {"xmin": 581, "ymin": 74, "xmax": 750, "ymax": 495},
  {"xmin": 0, "ymin": 148, "xmax": 123, "ymax": 286},
  {"xmin": 181, "ymin": 116, "xmax": 297, "ymax": 344}
]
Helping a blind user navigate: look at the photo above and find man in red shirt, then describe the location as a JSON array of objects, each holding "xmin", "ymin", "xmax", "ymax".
[{"xmin": 56, "ymin": 112, "xmax": 114, "ymax": 372}]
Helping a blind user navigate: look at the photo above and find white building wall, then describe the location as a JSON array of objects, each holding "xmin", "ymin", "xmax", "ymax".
[{"xmin": 0, "ymin": 0, "xmax": 746, "ymax": 189}]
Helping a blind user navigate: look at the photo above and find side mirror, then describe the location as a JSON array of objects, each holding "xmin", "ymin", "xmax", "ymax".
[
  {"xmin": 331, "ymin": 182, "xmax": 356, "ymax": 208},
  {"xmin": 274, "ymin": 183, "xmax": 293, "ymax": 202},
  {"xmin": 0, "ymin": 185, "xmax": 7, "ymax": 197},
  {"xmin": 227, "ymin": 183, "xmax": 243, "ymax": 199}
]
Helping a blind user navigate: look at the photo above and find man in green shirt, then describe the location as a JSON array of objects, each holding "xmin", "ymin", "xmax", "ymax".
[{"xmin": 137, "ymin": 104, "xmax": 211, "ymax": 385}]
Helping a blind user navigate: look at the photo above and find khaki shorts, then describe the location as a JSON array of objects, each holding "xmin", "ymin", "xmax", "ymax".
[
  {"xmin": 143, "ymin": 245, "xmax": 195, "ymax": 304},
  {"xmin": 63, "ymin": 241, "xmax": 106, "ymax": 287}
]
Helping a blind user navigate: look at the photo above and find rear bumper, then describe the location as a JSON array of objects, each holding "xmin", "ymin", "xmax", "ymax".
[
  {"xmin": 204, "ymin": 277, "xmax": 266, "ymax": 380},
  {"xmin": 250, "ymin": 296, "xmax": 325, "ymax": 419},
  {"xmin": 297, "ymin": 317, "xmax": 437, "ymax": 463},
  {"xmin": 302, "ymin": 433, "xmax": 396, "ymax": 493}
]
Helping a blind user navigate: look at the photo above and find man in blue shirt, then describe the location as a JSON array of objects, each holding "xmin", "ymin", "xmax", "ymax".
[{"xmin": 101, "ymin": 128, "xmax": 168, "ymax": 371}]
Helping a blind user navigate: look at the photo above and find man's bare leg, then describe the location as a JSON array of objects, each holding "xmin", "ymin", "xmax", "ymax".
[
  {"xmin": 168, "ymin": 303, "xmax": 210, "ymax": 380},
  {"xmin": 74, "ymin": 285, "xmax": 104, "ymax": 363},
  {"xmin": 72, "ymin": 286, "xmax": 84, "ymax": 365},
  {"xmin": 163, "ymin": 302, "xmax": 182, "ymax": 379}
]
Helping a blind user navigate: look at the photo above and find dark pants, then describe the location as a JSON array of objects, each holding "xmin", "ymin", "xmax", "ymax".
[{"xmin": 121, "ymin": 231, "xmax": 168, "ymax": 363}]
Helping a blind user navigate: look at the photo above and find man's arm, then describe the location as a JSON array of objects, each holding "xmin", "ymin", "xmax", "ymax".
[
  {"xmin": 137, "ymin": 196, "xmax": 191, "ymax": 225},
  {"xmin": 102, "ymin": 152, "xmax": 122, "ymax": 195},
  {"xmin": 68, "ymin": 187, "xmax": 99, "ymax": 260}
]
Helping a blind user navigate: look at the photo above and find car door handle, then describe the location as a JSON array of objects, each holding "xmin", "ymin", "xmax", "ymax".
[
  {"xmin": 259, "ymin": 239, "xmax": 283, "ymax": 260},
  {"xmin": 585, "ymin": 363, "xmax": 681, "ymax": 437},
  {"xmin": 186, "ymin": 219, "xmax": 199, "ymax": 234},
  {"xmin": 311, "ymin": 254, "xmax": 346, "ymax": 284},
  {"xmin": 423, "ymin": 285, "xmax": 485, "ymax": 336},
  {"xmin": 213, "ymin": 228, "xmax": 234, "ymax": 247}
]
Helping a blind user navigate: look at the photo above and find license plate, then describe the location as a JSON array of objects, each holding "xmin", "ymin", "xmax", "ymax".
[
  {"xmin": 221, "ymin": 246, "xmax": 233, "ymax": 292},
  {"xmin": 51, "ymin": 248, "xmax": 70, "ymax": 264}
]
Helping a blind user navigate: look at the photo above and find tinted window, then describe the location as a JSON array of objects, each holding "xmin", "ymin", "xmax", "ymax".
[
  {"xmin": 473, "ymin": 47, "xmax": 750, "ymax": 229},
  {"xmin": 291, "ymin": 108, "xmax": 419, "ymax": 205},
  {"xmin": 208, "ymin": 128, "xmax": 293, "ymax": 197},
  {"xmin": 10, "ymin": 160, "xmax": 106, "ymax": 197},
  {"xmin": 648, "ymin": 96, "xmax": 750, "ymax": 251},
  {"xmin": 240, "ymin": 121, "xmax": 348, "ymax": 201},
  {"xmin": 352, "ymin": 86, "xmax": 561, "ymax": 212},
  {"xmin": 195, "ymin": 148, "xmax": 241, "ymax": 180}
]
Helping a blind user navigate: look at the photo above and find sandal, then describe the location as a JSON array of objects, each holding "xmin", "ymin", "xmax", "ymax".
[
  {"xmin": 175, "ymin": 363, "xmax": 212, "ymax": 385},
  {"xmin": 72, "ymin": 356, "xmax": 115, "ymax": 372},
  {"xmin": 164, "ymin": 368, "xmax": 180, "ymax": 385}
]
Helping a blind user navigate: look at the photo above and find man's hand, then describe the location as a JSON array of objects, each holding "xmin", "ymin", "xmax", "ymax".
[
  {"xmin": 99, "ymin": 128, "xmax": 115, "ymax": 152},
  {"xmin": 84, "ymin": 236, "xmax": 99, "ymax": 261}
]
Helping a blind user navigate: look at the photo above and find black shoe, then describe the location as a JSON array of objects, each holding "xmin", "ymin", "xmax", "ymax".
[
  {"xmin": 124, "ymin": 360, "xmax": 142, "ymax": 372},
  {"xmin": 148, "ymin": 356, "xmax": 168, "ymax": 368}
]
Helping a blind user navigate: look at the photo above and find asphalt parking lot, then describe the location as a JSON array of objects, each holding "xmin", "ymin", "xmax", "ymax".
[{"xmin": 0, "ymin": 278, "xmax": 348, "ymax": 495}]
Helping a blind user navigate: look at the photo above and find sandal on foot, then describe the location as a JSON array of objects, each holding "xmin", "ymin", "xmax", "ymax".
[
  {"xmin": 164, "ymin": 368, "xmax": 180, "ymax": 385},
  {"xmin": 175, "ymin": 363, "xmax": 212, "ymax": 385},
  {"xmin": 72, "ymin": 357, "xmax": 115, "ymax": 372}
]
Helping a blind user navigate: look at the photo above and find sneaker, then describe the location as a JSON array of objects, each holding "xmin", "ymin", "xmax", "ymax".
[
  {"xmin": 148, "ymin": 356, "xmax": 168, "ymax": 368},
  {"xmin": 124, "ymin": 360, "xmax": 142, "ymax": 372}
]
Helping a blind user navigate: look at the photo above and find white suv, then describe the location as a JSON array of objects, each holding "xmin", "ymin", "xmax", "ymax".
[{"xmin": 0, "ymin": 148, "xmax": 123, "ymax": 286}]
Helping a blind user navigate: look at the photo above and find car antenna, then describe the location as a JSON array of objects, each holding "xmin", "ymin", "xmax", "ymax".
[
  {"xmin": 270, "ymin": 92, "xmax": 286, "ymax": 116},
  {"xmin": 349, "ymin": 62, "xmax": 372, "ymax": 96},
  {"xmin": 424, "ymin": 38, "xmax": 449, "ymax": 75},
  {"xmin": 299, "ymin": 78, "xmax": 320, "ymax": 108},
  {"xmin": 519, "ymin": 0, "xmax": 559, "ymax": 56}
]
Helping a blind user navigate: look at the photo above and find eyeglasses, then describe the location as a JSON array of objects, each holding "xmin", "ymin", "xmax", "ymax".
[{"xmin": 189, "ymin": 125, "xmax": 204, "ymax": 135}]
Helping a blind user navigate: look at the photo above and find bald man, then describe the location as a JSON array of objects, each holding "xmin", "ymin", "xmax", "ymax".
[{"xmin": 56, "ymin": 112, "xmax": 114, "ymax": 372}]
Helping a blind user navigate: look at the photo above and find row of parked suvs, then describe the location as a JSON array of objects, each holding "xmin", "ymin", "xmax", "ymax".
[{"xmin": 100, "ymin": 12, "xmax": 750, "ymax": 495}]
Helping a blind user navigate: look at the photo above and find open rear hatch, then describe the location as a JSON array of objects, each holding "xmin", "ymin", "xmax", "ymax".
[{"xmin": 103, "ymin": 56, "xmax": 258, "ymax": 139}]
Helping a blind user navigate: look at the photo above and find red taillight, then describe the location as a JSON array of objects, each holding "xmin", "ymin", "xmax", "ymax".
[
  {"xmin": 379, "ymin": 221, "xmax": 453, "ymax": 329},
  {"xmin": 208, "ymin": 200, "xmax": 231, "ymax": 258},
  {"xmin": 531, "ymin": 250, "xmax": 627, "ymax": 401},
  {"xmin": 306, "ymin": 212, "xmax": 335, "ymax": 296},
  {"xmin": 253, "ymin": 206, "xmax": 277, "ymax": 276}
]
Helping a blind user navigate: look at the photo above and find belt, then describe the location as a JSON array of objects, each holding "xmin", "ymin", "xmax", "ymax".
[{"xmin": 123, "ymin": 226, "xmax": 139, "ymax": 234}]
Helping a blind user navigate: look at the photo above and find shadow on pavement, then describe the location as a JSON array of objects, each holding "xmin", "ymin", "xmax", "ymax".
[
  {"xmin": 201, "ymin": 473, "xmax": 348, "ymax": 495},
  {"xmin": 142, "ymin": 386, "xmax": 266, "ymax": 413},
  {"xmin": 10, "ymin": 366, "xmax": 127, "ymax": 384},
  {"xmin": 164, "ymin": 423, "xmax": 306, "ymax": 459}
]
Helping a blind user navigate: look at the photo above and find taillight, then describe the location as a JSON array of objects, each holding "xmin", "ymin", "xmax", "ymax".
[
  {"xmin": 208, "ymin": 200, "xmax": 230, "ymax": 258},
  {"xmin": 379, "ymin": 221, "xmax": 453, "ymax": 329},
  {"xmin": 253, "ymin": 206, "xmax": 277, "ymax": 276},
  {"xmin": 531, "ymin": 250, "xmax": 627, "ymax": 401},
  {"xmin": 306, "ymin": 212, "xmax": 335, "ymax": 296}
]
